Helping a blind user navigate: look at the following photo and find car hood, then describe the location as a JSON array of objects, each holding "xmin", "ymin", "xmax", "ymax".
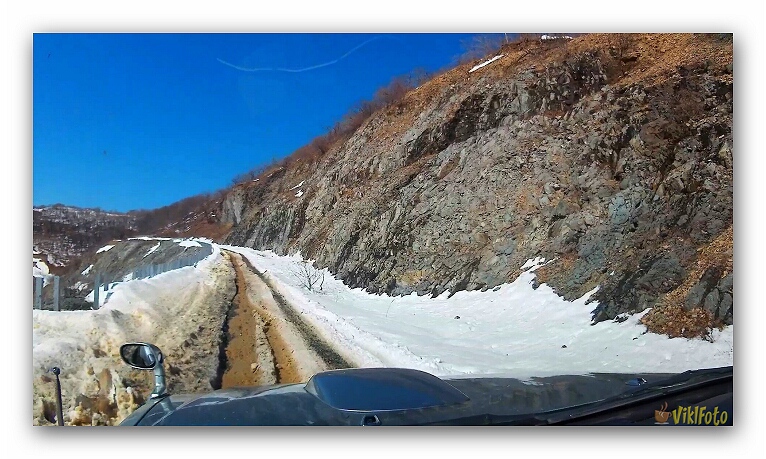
[{"xmin": 119, "ymin": 366, "xmax": 729, "ymax": 426}]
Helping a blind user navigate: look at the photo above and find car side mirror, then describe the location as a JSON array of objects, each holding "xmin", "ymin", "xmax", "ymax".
[
  {"xmin": 120, "ymin": 342, "xmax": 168, "ymax": 399},
  {"xmin": 120, "ymin": 342, "xmax": 162, "ymax": 369}
]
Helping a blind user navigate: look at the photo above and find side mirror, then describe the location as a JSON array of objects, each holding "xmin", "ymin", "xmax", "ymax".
[
  {"xmin": 120, "ymin": 343, "xmax": 162, "ymax": 369},
  {"xmin": 120, "ymin": 342, "xmax": 169, "ymax": 399}
]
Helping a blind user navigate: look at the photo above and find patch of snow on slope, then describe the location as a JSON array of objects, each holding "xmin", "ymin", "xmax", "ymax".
[
  {"xmin": 96, "ymin": 244, "xmax": 114, "ymax": 254},
  {"xmin": 541, "ymin": 34, "xmax": 573, "ymax": 40},
  {"xmin": 143, "ymin": 242, "xmax": 161, "ymax": 258},
  {"xmin": 521, "ymin": 257, "xmax": 546, "ymax": 270},
  {"xmin": 295, "ymin": 190, "xmax": 304, "ymax": 198},
  {"xmin": 81, "ymin": 264, "xmax": 93, "ymax": 276},
  {"xmin": 178, "ymin": 240, "xmax": 202, "ymax": 249},
  {"xmin": 289, "ymin": 180, "xmax": 305, "ymax": 191},
  {"xmin": 224, "ymin": 246, "xmax": 733, "ymax": 379},
  {"xmin": 129, "ymin": 236, "xmax": 172, "ymax": 241},
  {"xmin": 33, "ymin": 258, "xmax": 53, "ymax": 287},
  {"xmin": 33, "ymin": 258, "xmax": 50, "ymax": 277},
  {"xmin": 73, "ymin": 281, "xmax": 88, "ymax": 291},
  {"xmin": 469, "ymin": 55, "xmax": 504, "ymax": 73},
  {"xmin": 520, "ymin": 257, "xmax": 555, "ymax": 272}
]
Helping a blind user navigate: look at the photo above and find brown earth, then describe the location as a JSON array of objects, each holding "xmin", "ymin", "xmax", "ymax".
[
  {"xmin": 220, "ymin": 252, "xmax": 276, "ymax": 387},
  {"xmin": 221, "ymin": 252, "xmax": 304, "ymax": 385},
  {"xmin": 221, "ymin": 251, "xmax": 349, "ymax": 385}
]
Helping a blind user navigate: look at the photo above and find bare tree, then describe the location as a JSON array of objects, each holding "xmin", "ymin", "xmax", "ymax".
[{"xmin": 289, "ymin": 260, "xmax": 325, "ymax": 292}]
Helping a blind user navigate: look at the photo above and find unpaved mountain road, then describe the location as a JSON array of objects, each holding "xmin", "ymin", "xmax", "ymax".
[
  {"xmin": 33, "ymin": 249, "xmax": 354, "ymax": 426},
  {"xmin": 219, "ymin": 251, "xmax": 353, "ymax": 388}
]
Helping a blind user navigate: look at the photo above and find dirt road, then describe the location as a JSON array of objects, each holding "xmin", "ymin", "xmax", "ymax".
[{"xmin": 219, "ymin": 251, "xmax": 353, "ymax": 387}]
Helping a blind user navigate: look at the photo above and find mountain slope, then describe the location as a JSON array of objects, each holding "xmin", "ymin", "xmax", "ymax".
[{"xmin": 226, "ymin": 35, "xmax": 732, "ymax": 333}]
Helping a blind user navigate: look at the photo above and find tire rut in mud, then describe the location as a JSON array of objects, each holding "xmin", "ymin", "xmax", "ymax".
[
  {"xmin": 237, "ymin": 255, "xmax": 352, "ymax": 370},
  {"xmin": 211, "ymin": 253, "xmax": 237, "ymax": 390},
  {"xmin": 216, "ymin": 253, "xmax": 278, "ymax": 388},
  {"xmin": 223, "ymin": 253, "xmax": 307, "ymax": 385}
]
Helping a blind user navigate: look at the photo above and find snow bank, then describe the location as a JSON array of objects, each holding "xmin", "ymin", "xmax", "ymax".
[
  {"xmin": 32, "ymin": 243, "xmax": 226, "ymax": 425},
  {"xmin": 225, "ymin": 247, "xmax": 733, "ymax": 379}
]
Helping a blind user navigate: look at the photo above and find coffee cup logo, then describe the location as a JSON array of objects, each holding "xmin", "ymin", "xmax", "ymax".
[{"xmin": 655, "ymin": 402, "xmax": 670, "ymax": 424}]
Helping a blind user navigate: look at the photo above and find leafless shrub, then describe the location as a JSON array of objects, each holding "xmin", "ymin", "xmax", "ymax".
[
  {"xmin": 458, "ymin": 34, "xmax": 507, "ymax": 63},
  {"xmin": 611, "ymin": 34, "xmax": 634, "ymax": 61},
  {"xmin": 289, "ymin": 260, "xmax": 325, "ymax": 292}
]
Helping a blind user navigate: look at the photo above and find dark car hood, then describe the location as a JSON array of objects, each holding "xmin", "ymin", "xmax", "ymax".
[{"xmin": 121, "ymin": 366, "xmax": 732, "ymax": 426}]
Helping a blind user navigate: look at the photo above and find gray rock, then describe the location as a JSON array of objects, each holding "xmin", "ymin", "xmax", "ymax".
[{"xmin": 608, "ymin": 195, "xmax": 631, "ymax": 225}]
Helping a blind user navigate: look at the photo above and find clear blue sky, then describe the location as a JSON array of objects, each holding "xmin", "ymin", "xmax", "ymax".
[{"xmin": 33, "ymin": 33, "xmax": 502, "ymax": 212}]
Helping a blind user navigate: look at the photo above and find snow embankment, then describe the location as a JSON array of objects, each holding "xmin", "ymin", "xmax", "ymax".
[
  {"xmin": 225, "ymin": 246, "xmax": 733, "ymax": 379},
  {"xmin": 32, "ymin": 244, "xmax": 229, "ymax": 425}
]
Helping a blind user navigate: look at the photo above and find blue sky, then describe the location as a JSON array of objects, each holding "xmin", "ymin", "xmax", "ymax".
[{"xmin": 33, "ymin": 33, "xmax": 502, "ymax": 212}]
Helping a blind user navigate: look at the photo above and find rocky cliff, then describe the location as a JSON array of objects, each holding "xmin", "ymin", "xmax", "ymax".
[{"xmin": 220, "ymin": 34, "xmax": 733, "ymax": 332}]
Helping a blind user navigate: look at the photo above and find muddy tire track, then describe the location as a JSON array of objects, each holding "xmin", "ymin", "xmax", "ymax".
[
  {"xmin": 219, "ymin": 252, "xmax": 280, "ymax": 388},
  {"xmin": 221, "ymin": 252, "xmax": 322, "ymax": 386},
  {"xmin": 237, "ymin": 254, "xmax": 352, "ymax": 370}
]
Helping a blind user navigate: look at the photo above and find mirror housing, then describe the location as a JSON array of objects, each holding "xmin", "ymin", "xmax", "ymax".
[
  {"xmin": 120, "ymin": 342, "xmax": 162, "ymax": 369},
  {"xmin": 120, "ymin": 342, "xmax": 169, "ymax": 399}
]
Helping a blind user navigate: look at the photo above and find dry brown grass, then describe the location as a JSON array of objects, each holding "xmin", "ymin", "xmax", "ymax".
[{"xmin": 640, "ymin": 304, "xmax": 724, "ymax": 340}]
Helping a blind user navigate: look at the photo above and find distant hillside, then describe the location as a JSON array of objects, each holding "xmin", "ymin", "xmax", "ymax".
[
  {"xmin": 33, "ymin": 194, "xmax": 229, "ymax": 275},
  {"xmin": 33, "ymin": 205, "xmax": 139, "ymax": 273}
]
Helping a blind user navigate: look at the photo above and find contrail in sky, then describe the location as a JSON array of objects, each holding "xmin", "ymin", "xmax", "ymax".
[{"xmin": 217, "ymin": 36, "xmax": 390, "ymax": 73}]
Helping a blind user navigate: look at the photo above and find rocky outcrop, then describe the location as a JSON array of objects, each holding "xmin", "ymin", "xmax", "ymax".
[{"xmin": 221, "ymin": 34, "xmax": 733, "ymax": 326}]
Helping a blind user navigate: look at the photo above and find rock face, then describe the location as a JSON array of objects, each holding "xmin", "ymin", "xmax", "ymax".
[{"xmin": 221, "ymin": 34, "xmax": 733, "ymax": 325}]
